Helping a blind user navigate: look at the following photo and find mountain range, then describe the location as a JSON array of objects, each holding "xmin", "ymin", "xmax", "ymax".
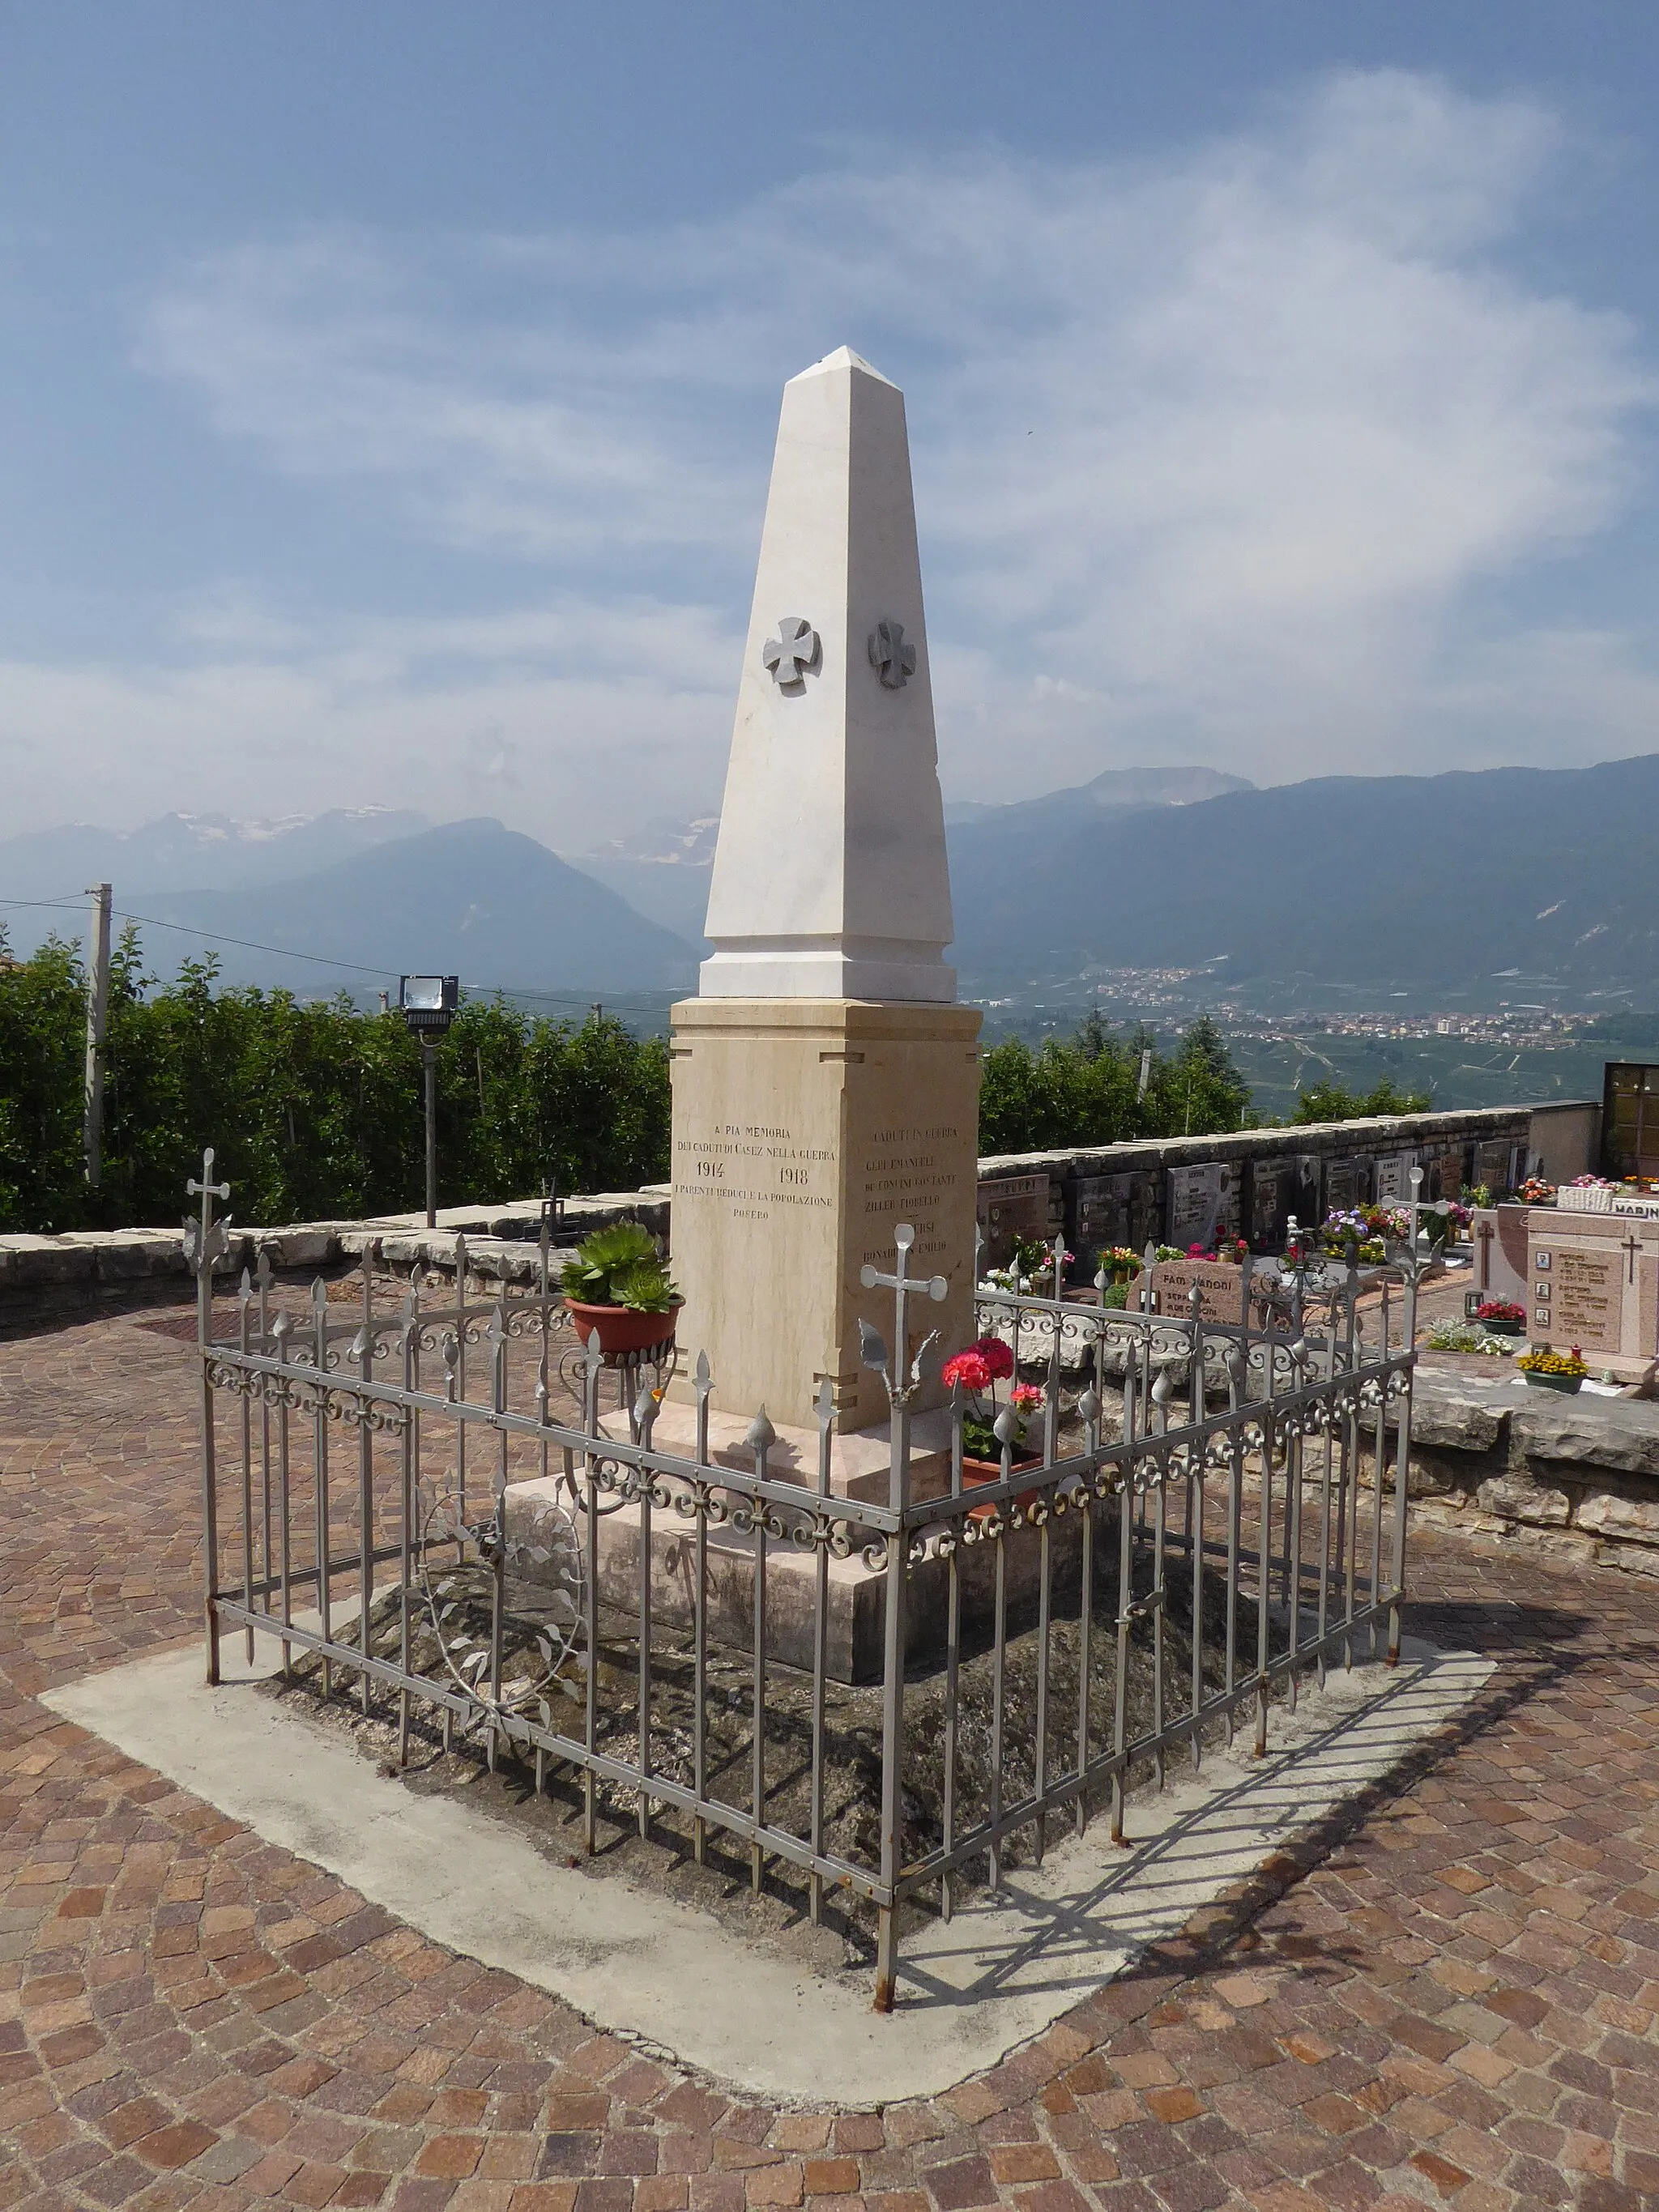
[{"xmin": 5, "ymin": 753, "xmax": 1658, "ymax": 1007}]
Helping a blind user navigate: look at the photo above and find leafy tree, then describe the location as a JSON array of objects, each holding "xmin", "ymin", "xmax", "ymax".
[
  {"xmin": 1291, "ymin": 1076, "xmax": 1431, "ymax": 1125},
  {"xmin": 0, "ymin": 933, "xmax": 672, "ymax": 1232},
  {"xmin": 977, "ymin": 1012, "xmax": 1249, "ymax": 1154}
]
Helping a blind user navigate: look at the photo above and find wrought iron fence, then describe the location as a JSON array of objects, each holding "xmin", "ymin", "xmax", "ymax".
[{"xmin": 189, "ymin": 1149, "xmax": 1419, "ymax": 2009}]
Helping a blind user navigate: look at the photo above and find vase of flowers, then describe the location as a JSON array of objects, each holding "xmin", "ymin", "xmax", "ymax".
[
  {"xmin": 1475, "ymin": 1299, "xmax": 1527, "ymax": 1337},
  {"xmin": 1517, "ymin": 1344, "xmax": 1588, "ymax": 1394},
  {"xmin": 560, "ymin": 1221, "xmax": 681, "ymax": 1356}
]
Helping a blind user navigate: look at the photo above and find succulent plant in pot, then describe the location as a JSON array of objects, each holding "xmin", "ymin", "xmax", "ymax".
[{"xmin": 561, "ymin": 1221, "xmax": 681, "ymax": 1355}]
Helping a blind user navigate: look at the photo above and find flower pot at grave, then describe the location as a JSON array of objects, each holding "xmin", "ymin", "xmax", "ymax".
[
  {"xmin": 961, "ymin": 1452, "xmax": 1045, "ymax": 1519},
  {"xmin": 1523, "ymin": 1370, "xmax": 1583, "ymax": 1395},
  {"xmin": 1482, "ymin": 1319, "xmax": 1525, "ymax": 1337},
  {"xmin": 562, "ymin": 1298, "xmax": 681, "ymax": 1359}
]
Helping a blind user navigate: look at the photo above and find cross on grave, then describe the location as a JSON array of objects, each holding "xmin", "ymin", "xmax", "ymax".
[
  {"xmin": 859, "ymin": 1223, "xmax": 948, "ymax": 1409},
  {"xmin": 1476, "ymin": 1216, "xmax": 1494, "ymax": 1292},
  {"xmin": 1623, "ymin": 1230, "xmax": 1643, "ymax": 1285},
  {"xmin": 868, "ymin": 618, "xmax": 917, "ymax": 690},
  {"xmin": 762, "ymin": 616, "xmax": 820, "ymax": 688}
]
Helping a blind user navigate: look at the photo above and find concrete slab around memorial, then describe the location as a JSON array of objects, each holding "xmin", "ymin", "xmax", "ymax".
[{"xmin": 44, "ymin": 1630, "xmax": 1492, "ymax": 2110}]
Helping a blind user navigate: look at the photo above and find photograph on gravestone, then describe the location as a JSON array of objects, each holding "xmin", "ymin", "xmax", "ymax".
[
  {"xmin": 1166, "ymin": 1161, "xmax": 1223, "ymax": 1251},
  {"xmin": 976, "ymin": 1171, "xmax": 1052, "ymax": 1271}
]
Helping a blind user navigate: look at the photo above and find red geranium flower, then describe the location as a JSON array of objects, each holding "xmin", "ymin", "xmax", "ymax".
[
  {"xmin": 970, "ymin": 1335, "xmax": 1015, "ymax": 1381},
  {"xmin": 942, "ymin": 1350, "xmax": 992, "ymax": 1392}
]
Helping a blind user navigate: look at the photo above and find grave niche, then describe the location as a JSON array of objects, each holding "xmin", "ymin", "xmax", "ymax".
[{"xmin": 976, "ymin": 1171, "xmax": 1055, "ymax": 1272}]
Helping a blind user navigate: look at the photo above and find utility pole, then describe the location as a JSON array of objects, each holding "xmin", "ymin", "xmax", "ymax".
[{"xmin": 83, "ymin": 883, "xmax": 112, "ymax": 1189}]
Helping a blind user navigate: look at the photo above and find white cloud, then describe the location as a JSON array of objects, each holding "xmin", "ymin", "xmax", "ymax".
[{"xmin": 4, "ymin": 67, "xmax": 1654, "ymax": 841}]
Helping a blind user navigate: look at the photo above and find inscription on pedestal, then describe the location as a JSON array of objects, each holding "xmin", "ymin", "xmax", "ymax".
[
  {"xmin": 859, "ymin": 1123, "xmax": 964, "ymax": 1270},
  {"xmin": 674, "ymin": 1123, "xmax": 837, "ymax": 1224}
]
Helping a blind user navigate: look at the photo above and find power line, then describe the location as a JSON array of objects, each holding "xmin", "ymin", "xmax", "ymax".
[{"xmin": 0, "ymin": 895, "xmax": 680, "ymax": 1015}]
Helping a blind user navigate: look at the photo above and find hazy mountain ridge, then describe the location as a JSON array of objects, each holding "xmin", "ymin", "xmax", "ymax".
[
  {"xmin": 947, "ymin": 752, "xmax": 1659, "ymax": 993},
  {"xmin": 96, "ymin": 820, "xmax": 697, "ymax": 997},
  {"xmin": 0, "ymin": 807, "xmax": 431, "ymax": 914}
]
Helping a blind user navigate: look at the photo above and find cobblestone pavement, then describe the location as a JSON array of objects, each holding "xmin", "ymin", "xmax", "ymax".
[{"xmin": 4, "ymin": 1297, "xmax": 1659, "ymax": 2212}]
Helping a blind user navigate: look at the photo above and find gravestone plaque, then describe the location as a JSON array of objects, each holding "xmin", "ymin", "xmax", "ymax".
[
  {"xmin": 1167, "ymin": 1161, "xmax": 1223, "ymax": 1251},
  {"xmin": 1373, "ymin": 1150, "xmax": 1417, "ymax": 1202},
  {"xmin": 977, "ymin": 1171, "xmax": 1055, "ymax": 1270},
  {"xmin": 1294, "ymin": 1154, "xmax": 1323, "ymax": 1234},
  {"xmin": 1075, "ymin": 1171, "xmax": 1134, "ymax": 1255},
  {"xmin": 1324, "ymin": 1158, "xmax": 1361, "ymax": 1215},
  {"xmin": 1214, "ymin": 1160, "xmax": 1243, "ymax": 1242},
  {"xmin": 1475, "ymin": 1139, "xmax": 1516, "ymax": 1195},
  {"xmin": 1549, "ymin": 1247, "xmax": 1622, "ymax": 1354},
  {"xmin": 1251, "ymin": 1160, "xmax": 1292, "ymax": 1247},
  {"xmin": 1153, "ymin": 1259, "xmax": 1249, "ymax": 1325},
  {"xmin": 1422, "ymin": 1144, "xmax": 1467, "ymax": 1204}
]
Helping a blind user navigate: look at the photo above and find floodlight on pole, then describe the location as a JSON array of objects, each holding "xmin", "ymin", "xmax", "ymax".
[{"xmin": 399, "ymin": 976, "xmax": 459, "ymax": 1229}]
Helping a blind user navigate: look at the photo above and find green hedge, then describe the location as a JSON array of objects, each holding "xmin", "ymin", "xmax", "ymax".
[
  {"xmin": 0, "ymin": 930, "xmax": 671, "ymax": 1233},
  {"xmin": 0, "ymin": 933, "xmax": 1255, "ymax": 1233}
]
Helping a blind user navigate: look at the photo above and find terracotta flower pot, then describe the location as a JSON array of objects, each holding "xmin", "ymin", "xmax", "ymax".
[
  {"xmin": 961, "ymin": 1451, "xmax": 1044, "ymax": 1518},
  {"xmin": 1523, "ymin": 1369, "xmax": 1583, "ymax": 1394},
  {"xmin": 563, "ymin": 1298, "xmax": 680, "ymax": 1358}
]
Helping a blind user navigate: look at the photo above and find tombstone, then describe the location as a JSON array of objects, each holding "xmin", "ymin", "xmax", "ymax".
[
  {"xmin": 1474, "ymin": 1138, "xmax": 1517, "ymax": 1196},
  {"xmin": 1469, "ymin": 1204, "xmax": 1529, "ymax": 1311},
  {"xmin": 669, "ymin": 348, "xmax": 980, "ymax": 1430},
  {"xmin": 1373, "ymin": 1149, "xmax": 1417, "ymax": 1203},
  {"xmin": 1294, "ymin": 1154, "xmax": 1324, "ymax": 1237},
  {"xmin": 976, "ymin": 1171, "xmax": 1055, "ymax": 1272},
  {"xmin": 1151, "ymin": 1257, "xmax": 1251, "ymax": 1326},
  {"xmin": 1073, "ymin": 1170, "xmax": 1134, "ymax": 1256},
  {"xmin": 1213, "ymin": 1160, "xmax": 1243, "ymax": 1243},
  {"xmin": 1324, "ymin": 1157, "xmax": 1362, "ymax": 1216},
  {"xmin": 1422, "ymin": 1143, "xmax": 1468, "ymax": 1204},
  {"xmin": 1250, "ymin": 1159, "xmax": 1294, "ymax": 1248},
  {"xmin": 1167, "ymin": 1161, "xmax": 1223, "ymax": 1251},
  {"xmin": 1526, "ymin": 1209, "xmax": 1659, "ymax": 1383}
]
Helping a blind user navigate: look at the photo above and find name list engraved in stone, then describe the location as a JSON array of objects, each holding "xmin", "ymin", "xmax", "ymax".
[
  {"xmin": 1551, "ymin": 1247, "xmax": 1623, "ymax": 1353},
  {"xmin": 858, "ymin": 1121, "xmax": 962, "ymax": 1266}
]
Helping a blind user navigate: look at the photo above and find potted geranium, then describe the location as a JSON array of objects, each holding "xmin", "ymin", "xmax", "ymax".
[
  {"xmin": 1517, "ymin": 1343, "xmax": 1588, "ymax": 1395},
  {"xmin": 941, "ymin": 1336, "xmax": 1044, "ymax": 1507},
  {"xmin": 561, "ymin": 1221, "xmax": 681, "ymax": 1356},
  {"xmin": 1475, "ymin": 1299, "xmax": 1527, "ymax": 1337}
]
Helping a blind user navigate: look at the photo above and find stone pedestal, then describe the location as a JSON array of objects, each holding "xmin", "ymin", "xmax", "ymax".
[{"xmin": 667, "ymin": 996, "xmax": 982, "ymax": 1432}]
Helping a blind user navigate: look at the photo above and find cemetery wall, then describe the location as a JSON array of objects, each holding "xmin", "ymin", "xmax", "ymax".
[
  {"xmin": 975, "ymin": 1101, "xmax": 1597, "ymax": 1270},
  {"xmin": 1397, "ymin": 1369, "xmax": 1659, "ymax": 1579}
]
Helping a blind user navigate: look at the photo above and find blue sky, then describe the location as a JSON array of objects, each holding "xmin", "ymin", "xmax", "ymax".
[{"xmin": 3, "ymin": 2, "xmax": 1659, "ymax": 851}]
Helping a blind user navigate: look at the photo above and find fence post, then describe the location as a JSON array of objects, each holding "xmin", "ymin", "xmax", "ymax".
[
  {"xmin": 83, "ymin": 882, "xmax": 111, "ymax": 1189},
  {"xmin": 187, "ymin": 1150, "xmax": 231, "ymax": 1685}
]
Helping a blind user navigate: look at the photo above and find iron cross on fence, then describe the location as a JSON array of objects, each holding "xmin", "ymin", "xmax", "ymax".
[{"xmin": 859, "ymin": 1223, "xmax": 948, "ymax": 1409}]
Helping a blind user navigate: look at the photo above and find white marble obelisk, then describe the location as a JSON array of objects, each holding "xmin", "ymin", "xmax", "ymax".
[
  {"xmin": 700, "ymin": 347, "xmax": 955, "ymax": 1003},
  {"xmin": 669, "ymin": 349, "xmax": 981, "ymax": 1435}
]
